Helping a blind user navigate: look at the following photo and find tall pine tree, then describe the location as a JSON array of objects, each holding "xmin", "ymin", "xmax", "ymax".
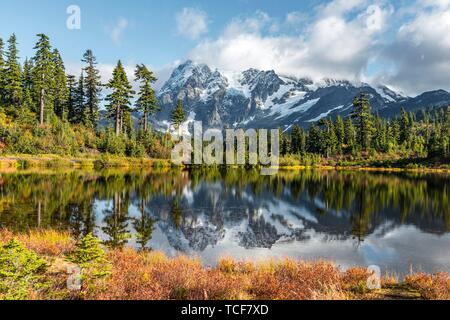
[
  {"xmin": 32, "ymin": 34, "xmax": 55, "ymax": 125},
  {"xmin": 171, "ymin": 99, "xmax": 186, "ymax": 130},
  {"xmin": 335, "ymin": 115, "xmax": 345, "ymax": 153},
  {"xmin": 344, "ymin": 117, "xmax": 356, "ymax": 153},
  {"xmin": 105, "ymin": 60, "xmax": 134, "ymax": 136},
  {"xmin": 134, "ymin": 64, "xmax": 159, "ymax": 132},
  {"xmin": 351, "ymin": 93, "xmax": 374, "ymax": 152},
  {"xmin": 22, "ymin": 58, "xmax": 34, "ymax": 110},
  {"xmin": 82, "ymin": 50, "xmax": 102, "ymax": 129},
  {"xmin": 74, "ymin": 72, "xmax": 85, "ymax": 124},
  {"xmin": 66, "ymin": 74, "xmax": 77, "ymax": 123},
  {"xmin": 52, "ymin": 49, "xmax": 69, "ymax": 119},
  {"xmin": 4, "ymin": 34, "xmax": 22, "ymax": 107},
  {"xmin": 291, "ymin": 124, "xmax": 306, "ymax": 155}
]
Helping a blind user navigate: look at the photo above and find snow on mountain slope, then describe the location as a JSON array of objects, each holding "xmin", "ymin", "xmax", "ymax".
[{"xmin": 153, "ymin": 60, "xmax": 450, "ymax": 131}]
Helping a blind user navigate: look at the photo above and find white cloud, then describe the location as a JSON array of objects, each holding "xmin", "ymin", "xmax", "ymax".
[
  {"xmin": 176, "ymin": 7, "xmax": 208, "ymax": 40},
  {"xmin": 185, "ymin": 0, "xmax": 450, "ymax": 95},
  {"xmin": 378, "ymin": 0, "xmax": 450, "ymax": 95},
  {"xmin": 189, "ymin": 1, "xmax": 392, "ymax": 82},
  {"xmin": 108, "ymin": 18, "xmax": 129, "ymax": 46},
  {"xmin": 285, "ymin": 11, "xmax": 307, "ymax": 25}
]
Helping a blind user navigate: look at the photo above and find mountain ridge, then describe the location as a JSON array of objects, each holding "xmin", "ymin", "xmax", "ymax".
[{"xmin": 154, "ymin": 60, "xmax": 450, "ymax": 130}]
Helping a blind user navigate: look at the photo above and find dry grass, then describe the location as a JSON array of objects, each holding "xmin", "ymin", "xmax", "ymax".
[
  {"xmin": 1, "ymin": 229, "xmax": 449, "ymax": 300},
  {"xmin": 90, "ymin": 252, "xmax": 349, "ymax": 300},
  {"xmin": 0, "ymin": 229, "xmax": 75, "ymax": 256},
  {"xmin": 404, "ymin": 272, "xmax": 450, "ymax": 300}
]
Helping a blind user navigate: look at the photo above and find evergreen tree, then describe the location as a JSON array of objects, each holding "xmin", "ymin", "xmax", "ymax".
[
  {"xmin": 280, "ymin": 129, "xmax": 291, "ymax": 155},
  {"xmin": 373, "ymin": 116, "xmax": 388, "ymax": 153},
  {"xmin": 291, "ymin": 124, "xmax": 306, "ymax": 155},
  {"xmin": 344, "ymin": 118, "xmax": 356, "ymax": 153},
  {"xmin": 122, "ymin": 108, "xmax": 133, "ymax": 137},
  {"xmin": 4, "ymin": 34, "xmax": 22, "ymax": 106},
  {"xmin": 134, "ymin": 64, "xmax": 159, "ymax": 132},
  {"xmin": 21, "ymin": 58, "xmax": 34, "ymax": 110},
  {"xmin": 399, "ymin": 107, "xmax": 411, "ymax": 145},
  {"xmin": 66, "ymin": 74, "xmax": 77, "ymax": 123},
  {"xmin": 82, "ymin": 50, "xmax": 102, "ymax": 129},
  {"xmin": 171, "ymin": 99, "xmax": 186, "ymax": 130},
  {"xmin": 390, "ymin": 119, "xmax": 401, "ymax": 147},
  {"xmin": 32, "ymin": 34, "xmax": 55, "ymax": 124},
  {"xmin": 351, "ymin": 93, "xmax": 374, "ymax": 152},
  {"xmin": 105, "ymin": 60, "xmax": 134, "ymax": 136},
  {"xmin": 73, "ymin": 72, "xmax": 85, "ymax": 124},
  {"xmin": 52, "ymin": 49, "xmax": 69, "ymax": 119},
  {"xmin": 307, "ymin": 125, "xmax": 324, "ymax": 154},
  {"xmin": 335, "ymin": 115, "xmax": 345, "ymax": 153},
  {"xmin": 318, "ymin": 118, "xmax": 337, "ymax": 157}
]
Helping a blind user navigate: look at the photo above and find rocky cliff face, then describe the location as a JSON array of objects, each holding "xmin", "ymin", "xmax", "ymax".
[{"xmin": 154, "ymin": 60, "xmax": 450, "ymax": 131}]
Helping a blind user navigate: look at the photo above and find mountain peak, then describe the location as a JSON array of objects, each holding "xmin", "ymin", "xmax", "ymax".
[{"xmin": 154, "ymin": 60, "xmax": 450, "ymax": 130}]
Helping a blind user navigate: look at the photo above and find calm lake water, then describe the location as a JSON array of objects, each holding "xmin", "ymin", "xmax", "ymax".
[{"xmin": 0, "ymin": 168, "xmax": 449, "ymax": 275}]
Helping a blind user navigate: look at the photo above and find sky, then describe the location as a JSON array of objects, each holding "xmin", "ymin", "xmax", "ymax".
[{"xmin": 0, "ymin": 0, "xmax": 450, "ymax": 96}]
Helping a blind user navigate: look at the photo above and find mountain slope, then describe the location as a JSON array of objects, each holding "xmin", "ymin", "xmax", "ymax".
[{"xmin": 154, "ymin": 60, "xmax": 450, "ymax": 130}]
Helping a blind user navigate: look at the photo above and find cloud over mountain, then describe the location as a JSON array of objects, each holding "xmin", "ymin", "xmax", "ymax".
[{"xmin": 187, "ymin": 0, "xmax": 450, "ymax": 96}]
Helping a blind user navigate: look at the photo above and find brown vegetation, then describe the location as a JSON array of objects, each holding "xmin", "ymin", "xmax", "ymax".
[{"xmin": 0, "ymin": 229, "xmax": 449, "ymax": 300}]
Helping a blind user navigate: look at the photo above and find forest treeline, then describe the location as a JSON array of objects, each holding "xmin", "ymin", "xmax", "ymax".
[
  {"xmin": 0, "ymin": 33, "xmax": 449, "ymax": 165},
  {"xmin": 0, "ymin": 33, "xmax": 173, "ymax": 157},
  {"xmin": 280, "ymin": 94, "xmax": 450, "ymax": 166}
]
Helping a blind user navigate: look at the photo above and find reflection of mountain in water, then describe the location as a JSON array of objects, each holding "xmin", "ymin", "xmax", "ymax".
[
  {"xmin": 0, "ymin": 169, "xmax": 448, "ymax": 258},
  {"xmin": 135, "ymin": 170, "xmax": 450, "ymax": 254}
]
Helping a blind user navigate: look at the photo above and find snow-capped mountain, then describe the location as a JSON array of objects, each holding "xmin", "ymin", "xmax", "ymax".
[{"xmin": 155, "ymin": 60, "xmax": 450, "ymax": 130}]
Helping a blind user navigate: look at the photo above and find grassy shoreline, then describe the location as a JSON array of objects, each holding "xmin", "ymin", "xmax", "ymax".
[
  {"xmin": 0, "ymin": 154, "xmax": 449, "ymax": 174},
  {"xmin": 0, "ymin": 154, "xmax": 172, "ymax": 170},
  {"xmin": 0, "ymin": 229, "xmax": 449, "ymax": 300}
]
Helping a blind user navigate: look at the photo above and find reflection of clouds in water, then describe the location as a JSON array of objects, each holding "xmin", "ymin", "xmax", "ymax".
[
  {"xmin": 182, "ymin": 187, "xmax": 194, "ymax": 205},
  {"xmin": 157, "ymin": 223, "xmax": 450, "ymax": 275},
  {"xmin": 362, "ymin": 225, "xmax": 450, "ymax": 274},
  {"xmin": 83, "ymin": 171, "xmax": 450, "ymax": 275},
  {"xmin": 89, "ymin": 191, "xmax": 450, "ymax": 275}
]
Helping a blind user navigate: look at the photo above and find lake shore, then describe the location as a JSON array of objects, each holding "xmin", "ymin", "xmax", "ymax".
[
  {"xmin": 0, "ymin": 229, "xmax": 449, "ymax": 300},
  {"xmin": 0, "ymin": 154, "xmax": 172, "ymax": 170},
  {"xmin": 0, "ymin": 154, "xmax": 449, "ymax": 174}
]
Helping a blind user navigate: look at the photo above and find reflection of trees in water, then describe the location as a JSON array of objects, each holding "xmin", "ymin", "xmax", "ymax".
[
  {"xmin": 68, "ymin": 201, "xmax": 95, "ymax": 240},
  {"xmin": 170, "ymin": 198, "xmax": 183, "ymax": 229},
  {"xmin": 133, "ymin": 183, "xmax": 156, "ymax": 251},
  {"xmin": 102, "ymin": 192, "xmax": 131, "ymax": 249},
  {"xmin": 0, "ymin": 168, "xmax": 448, "ymax": 245}
]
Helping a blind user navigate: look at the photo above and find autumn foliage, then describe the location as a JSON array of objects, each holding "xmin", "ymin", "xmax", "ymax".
[{"xmin": 0, "ymin": 229, "xmax": 449, "ymax": 300}]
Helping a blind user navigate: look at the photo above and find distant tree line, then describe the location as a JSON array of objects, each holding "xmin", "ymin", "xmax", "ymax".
[{"xmin": 281, "ymin": 93, "xmax": 450, "ymax": 163}]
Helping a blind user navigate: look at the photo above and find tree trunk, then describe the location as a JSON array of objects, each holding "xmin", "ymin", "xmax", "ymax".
[
  {"xmin": 39, "ymin": 88, "xmax": 45, "ymax": 125},
  {"xmin": 119, "ymin": 110, "xmax": 123, "ymax": 135},
  {"xmin": 115, "ymin": 105, "xmax": 121, "ymax": 136},
  {"xmin": 143, "ymin": 111, "xmax": 148, "ymax": 132}
]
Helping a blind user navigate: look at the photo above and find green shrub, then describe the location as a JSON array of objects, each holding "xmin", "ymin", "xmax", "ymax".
[
  {"xmin": 67, "ymin": 233, "xmax": 111, "ymax": 278},
  {"xmin": 98, "ymin": 129, "xmax": 126, "ymax": 156},
  {"xmin": 126, "ymin": 138, "xmax": 145, "ymax": 158},
  {"xmin": 0, "ymin": 238, "xmax": 48, "ymax": 300}
]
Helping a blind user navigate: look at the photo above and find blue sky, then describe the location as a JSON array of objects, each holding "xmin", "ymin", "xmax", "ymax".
[
  {"xmin": 1, "ymin": 0, "xmax": 449, "ymax": 95},
  {"xmin": 0, "ymin": 0, "xmax": 322, "ymax": 66}
]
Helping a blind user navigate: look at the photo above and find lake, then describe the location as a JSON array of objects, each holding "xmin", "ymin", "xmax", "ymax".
[{"xmin": 0, "ymin": 168, "xmax": 449, "ymax": 275}]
